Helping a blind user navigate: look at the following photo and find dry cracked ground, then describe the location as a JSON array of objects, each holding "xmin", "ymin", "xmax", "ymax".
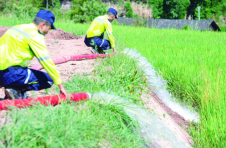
[{"xmin": 0, "ymin": 26, "xmax": 193, "ymax": 147}]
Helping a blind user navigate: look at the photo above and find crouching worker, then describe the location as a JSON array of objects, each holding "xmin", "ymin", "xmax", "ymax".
[
  {"xmin": 0, "ymin": 10, "xmax": 68, "ymax": 99},
  {"xmin": 84, "ymin": 8, "xmax": 117, "ymax": 54}
]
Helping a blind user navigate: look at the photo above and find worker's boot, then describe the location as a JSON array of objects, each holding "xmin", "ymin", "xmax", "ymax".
[
  {"xmin": 20, "ymin": 91, "xmax": 28, "ymax": 99},
  {"xmin": 5, "ymin": 88, "xmax": 28, "ymax": 99},
  {"xmin": 91, "ymin": 48, "xmax": 99, "ymax": 54},
  {"xmin": 5, "ymin": 88, "xmax": 20, "ymax": 99},
  {"xmin": 97, "ymin": 49, "xmax": 105, "ymax": 54},
  {"xmin": 104, "ymin": 49, "xmax": 109, "ymax": 54}
]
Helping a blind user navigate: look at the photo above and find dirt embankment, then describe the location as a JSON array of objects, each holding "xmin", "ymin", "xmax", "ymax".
[{"xmin": 0, "ymin": 26, "xmax": 193, "ymax": 147}]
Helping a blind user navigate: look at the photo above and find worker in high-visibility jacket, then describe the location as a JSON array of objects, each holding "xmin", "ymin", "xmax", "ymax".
[
  {"xmin": 84, "ymin": 8, "xmax": 117, "ymax": 54},
  {"xmin": 0, "ymin": 10, "xmax": 68, "ymax": 99}
]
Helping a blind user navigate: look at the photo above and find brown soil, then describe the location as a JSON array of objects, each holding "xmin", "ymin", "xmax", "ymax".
[
  {"xmin": 0, "ymin": 26, "xmax": 10, "ymax": 37},
  {"xmin": 45, "ymin": 29, "xmax": 79, "ymax": 40},
  {"xmin": 149, "ymin": 91, "xmax": 190, "ymax": 129},
  {"xmin": 0, "ymin": 26, "xmax": 193, "ymax": 147}
]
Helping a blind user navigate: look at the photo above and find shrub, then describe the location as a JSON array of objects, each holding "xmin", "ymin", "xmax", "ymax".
[
  {"xmin": 182, "ymin": 24, "xmax": 189, "ymax": 30},
  {"xmin": 162, "ymin": 0, "xmax": 190, "ymax": 19},
  {"xmin": 2, "ymin": 1, "xmax": 39, "ymax": 17},
  {"xmin": 0, "ymin": 0, "xmax": 5, "ymax": 11},
  {"xmin": 220, "ymin": 26, "xmax": 226, "ymax": 32},
  {"xmin": 147, "ymin": 0, "xmax": 163, "ymax": 19},
  {"xmin": 0, "ymin": 0, "xmax": 58, "ymax": 17},
  {"xmin": 70, "ymin": 0, "xmax": 107, "ymax": 23},
  {"xmin": 112, "ymin": 19, "xmax": 119, "ymax": 25},
  {"xmin": 131, "ymin": 14, "xmax": 148, "ymax": 27},
  {"xmin": 124, "ymin": 2, "xmax": 133, "ymax": 18}
]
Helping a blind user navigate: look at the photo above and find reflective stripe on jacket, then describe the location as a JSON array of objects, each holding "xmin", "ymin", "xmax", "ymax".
[
  {"xmin": 87, "ymin": 15, "xmax": 115, "ymax": 48},
  {"xmin": 0, "ymin": 23, "xmax": 62, "ymax": 85}
]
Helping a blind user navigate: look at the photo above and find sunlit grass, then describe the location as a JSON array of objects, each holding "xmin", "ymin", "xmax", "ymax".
[
  {"xmin": 0, "ymin": 101, "xmax": 146, "ymax": 147},
  {"xmin": 111, "ymin": 25, "xmax": 226, "ymax": 147}
]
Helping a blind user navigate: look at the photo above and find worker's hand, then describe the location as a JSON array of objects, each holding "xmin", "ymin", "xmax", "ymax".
[
  {"xmin": 58, "ymin": 83, "xmax": 68, "ymax": 98},
  {"xmin": 113, "ymin": 48, "xmax": 115, "ymax": 52}
]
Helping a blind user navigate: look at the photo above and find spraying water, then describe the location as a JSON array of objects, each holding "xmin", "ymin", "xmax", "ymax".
[
  {"xmin": 90, "ymin": 92, "xmax": 191, "ymax": 148},
  {"xmin": 124, "ymin": 48, "xmax": 199, "ymax": 122}
]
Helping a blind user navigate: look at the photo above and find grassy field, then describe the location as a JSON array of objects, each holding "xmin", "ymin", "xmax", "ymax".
[
  {"xmin": 1, "ymin": 102, "xmax": 146, "ymax": 147},
  {"xmin": 110, "ymin": 25, "xmax": 226, "ymax": 147},
  {"xmin": 1, "ymin": 14, "xmax": 226, "ymax": 147}
]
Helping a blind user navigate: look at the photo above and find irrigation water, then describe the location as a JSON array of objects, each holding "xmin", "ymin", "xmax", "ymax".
[
  {"xmin": 90, "ymin": 92, "xmax": 191, "ymax": 148},
  {"xmin": 124, "ymin": 48, "xmax": 199, "ymax": 122}
]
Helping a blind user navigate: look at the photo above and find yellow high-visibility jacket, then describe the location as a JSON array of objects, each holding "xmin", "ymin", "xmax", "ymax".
[
  {"xmin": 87, "ymin": 15, "xmax": 115, "ymax": 48},
  {"xmin": 0, "ymin": 23, "xmax": 62, "ymax": 85}
]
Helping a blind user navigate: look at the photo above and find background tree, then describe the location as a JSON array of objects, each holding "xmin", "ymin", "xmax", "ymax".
[
  {"xmin": 124, "ymin": 1, "xmax": 133, "ymax": 18},
  {"xmin": 70, "ymin": 0, "xmax": 107, "ymax": 23},
  {"xmin": 162, "ymin": 0, "xmax": 190, "ymax": 19},
  {"xmin": 187, "ymin": 0, "xmax": 226, "ymax": 20},
  {"xmin": 147, "ymin": 0, "xmax": 163, "ymax": 19}
]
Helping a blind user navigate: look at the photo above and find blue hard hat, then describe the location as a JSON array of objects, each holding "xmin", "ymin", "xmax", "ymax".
[
  {"xmin": 36, "ymin": 9, "xmax": 56, "ymax": 30},
  {"xmin": 108, "ymin": 8, "xmax": 118, "ymax": 19}
]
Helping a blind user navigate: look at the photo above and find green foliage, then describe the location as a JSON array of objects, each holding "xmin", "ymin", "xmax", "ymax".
[
  {"xmin": 182, "ymin": 24, "xmax": 189, "ymax": 30},
  {"xmin": 0, "ymin": 0, "xmax": 5, "ymax": 11},
  {"xmin": 54, "ymin": 0, "xmax": 61, "ymax": 9},
  {"xmin": 162, "ymin": 0, "xmax": 190, "ymax": 19},
  {"xmin": 26, "ymin": 0, "xmax": 58, "ymax": 10},
  {"xmin": 188, "ymin": 0, "xmax": 226, "ymax": 21},
  {"xmin": 220, "ymin": 26, "xmax": 226, "ymax": 32},
  {"xmin": 53, "ymin": 8, "xmax": 71, "ymax": 21},
  {"xmin": 124, "ymin": 2, "xmax": 133, "ymax": 18},
  {"xmin": 117, "ymin": 0, "xmax": 124, "ymax": 7},
  {"xmin": 182, "ymin": 24, "xmax": 193, "ymax": 30},
  {"xmin": 131, "ymin": 14, "xmax": 148, "ymax": 27},
  {"xmin": 70, "ymin": 0, "xmax": 107, "ymax": 23},
  {"xmin": 101, "ymin": 0, "xmax": 225, "ymax": 21},
  {"xmin": 3, "ymin": 1, "xmax": 39, "ymax": 17},
  {"xmin": 112, "ymin": 19, "xmax": 119, "ymax": 25},
  {"xmin": 147, "ymin": 0, "xmax": 163, "ymax": 19},
  {"xmin": 26, "ymin": 0, "xmax": 46, "ymax": 9},
  {"xmin": 0, "ymin": 0, "xmax": 59, "ymax": 17}
]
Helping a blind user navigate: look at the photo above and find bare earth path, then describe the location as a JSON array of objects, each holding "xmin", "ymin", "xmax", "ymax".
[{"xmin": 0, "ymin": 27, "xmax": 193, "ymax": 147}]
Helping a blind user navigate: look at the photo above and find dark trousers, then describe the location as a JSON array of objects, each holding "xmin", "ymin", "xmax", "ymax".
[
  {"xmin": 84, "ymin": 34, "xmax": 111, "ymax": 53},
  {"xmin": 0, "ymin": 66, "xmax": 53, "ymax": 92}
]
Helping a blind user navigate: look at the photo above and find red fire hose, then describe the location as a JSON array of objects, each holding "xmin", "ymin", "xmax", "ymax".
[
  {"xmin": 0, "ymin": 93, "xmax": 90, "ymax": 110},
  {"xmin": 0, "ymin": 54, "xmax": 111, "ymax": 110},
  {"xmin": 31, "ymin": 54, "xmax": 111, "ymax": 70}
]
